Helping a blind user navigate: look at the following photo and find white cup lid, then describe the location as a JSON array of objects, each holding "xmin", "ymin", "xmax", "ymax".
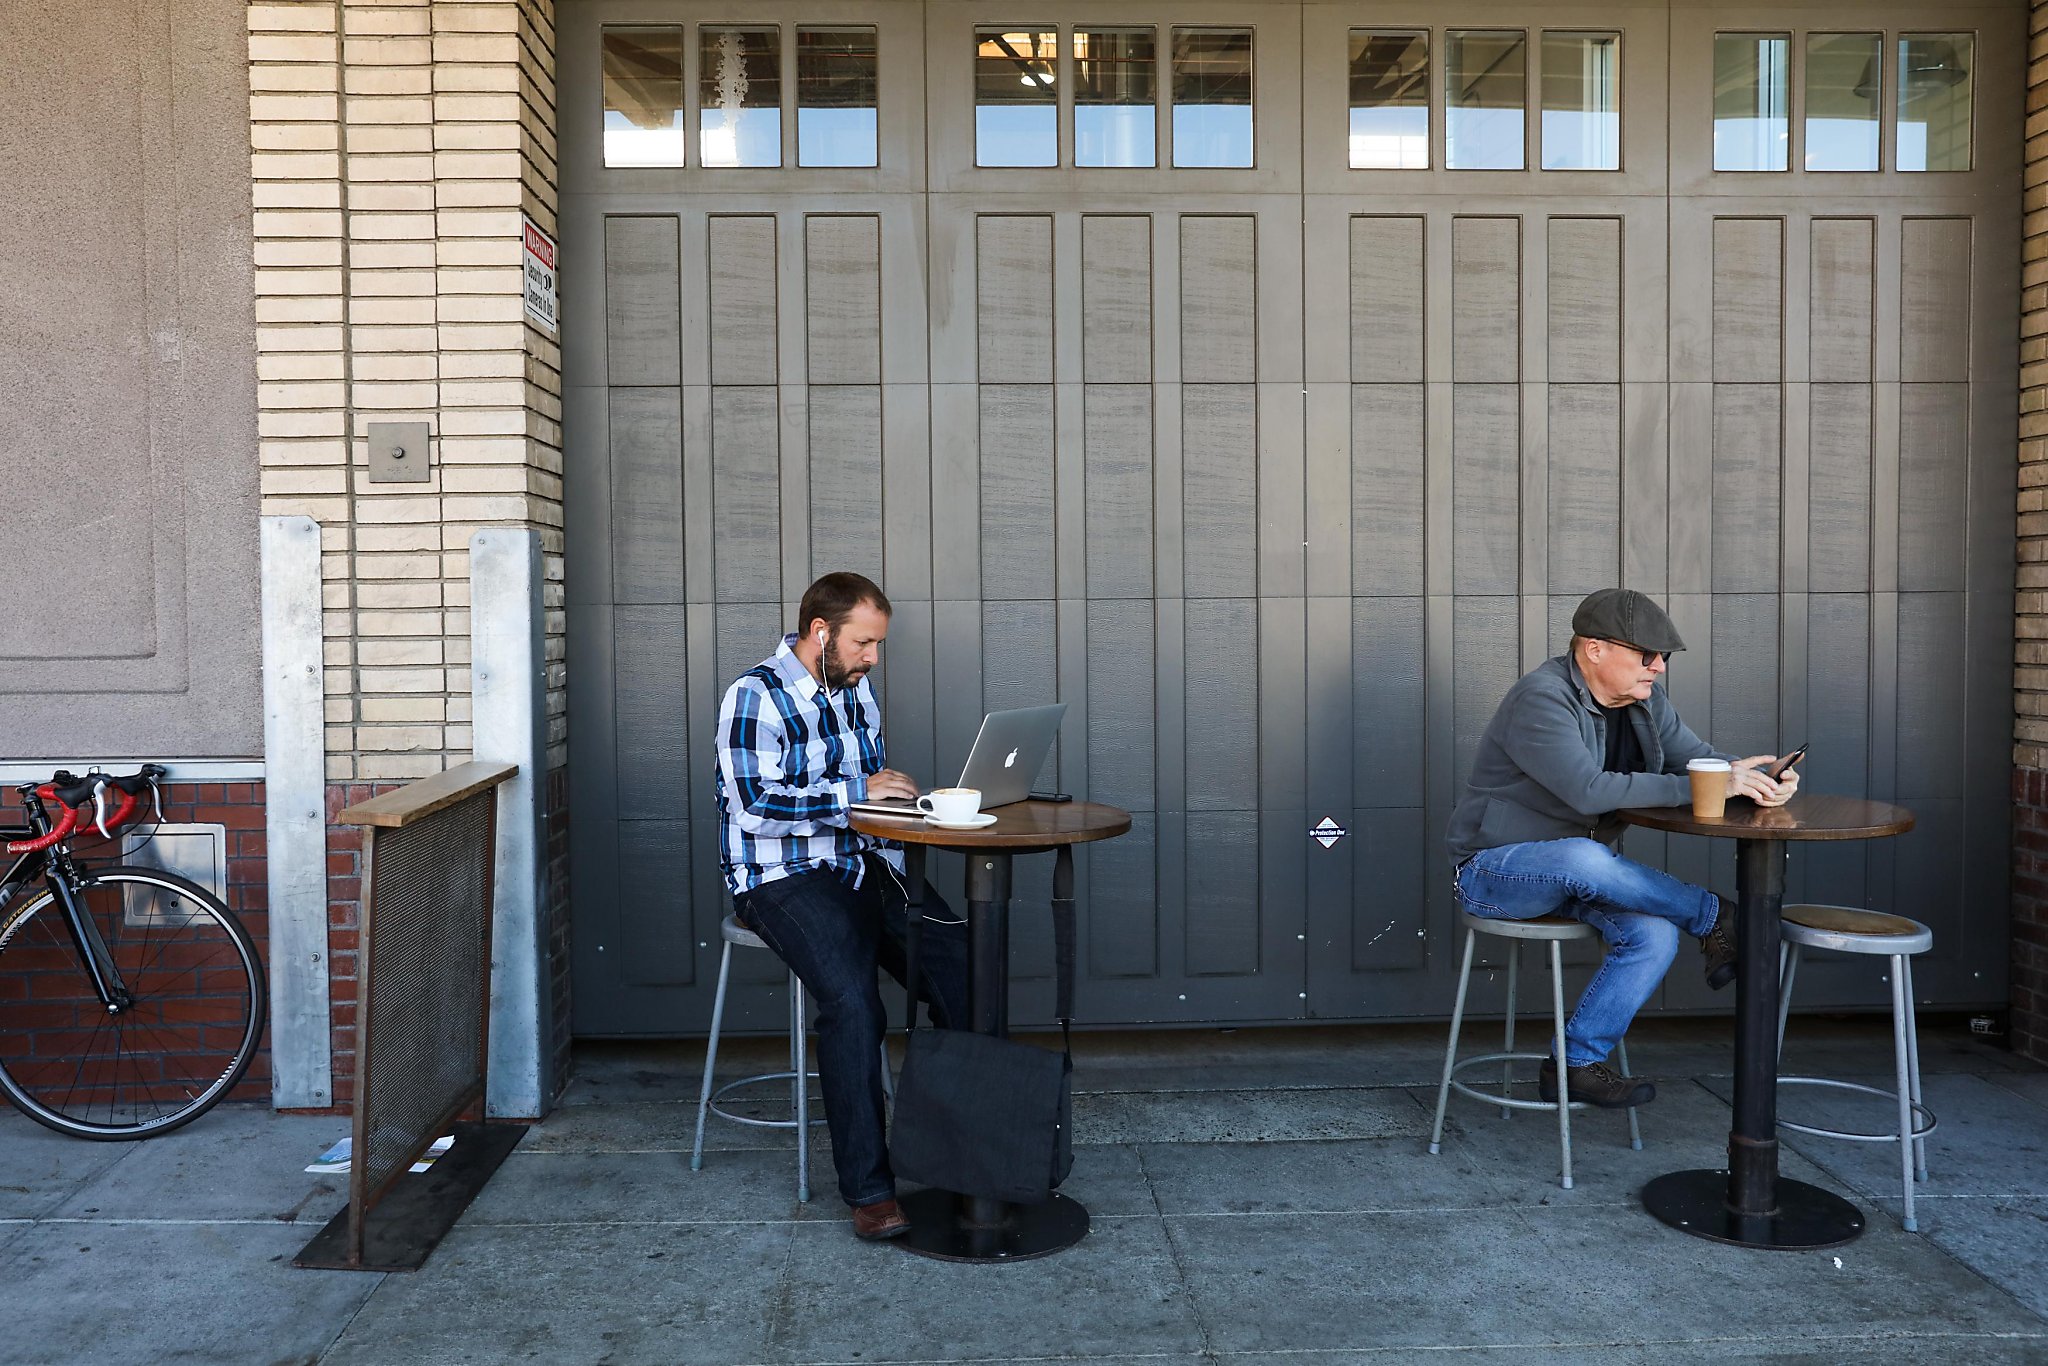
[{"xmin": 1687, "ymin": 757, "xmax": 1732, "ymax": 771}]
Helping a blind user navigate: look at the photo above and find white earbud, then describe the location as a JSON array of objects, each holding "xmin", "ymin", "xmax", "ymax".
[{"xmin": 816, "ymin": 631, "xmax": 826, "ymax": 650}]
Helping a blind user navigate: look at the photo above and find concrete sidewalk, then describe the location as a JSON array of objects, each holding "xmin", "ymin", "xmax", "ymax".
[{"xmin": 3, "ymin": 1016, "xmax": 2046, "ymax": 1364}]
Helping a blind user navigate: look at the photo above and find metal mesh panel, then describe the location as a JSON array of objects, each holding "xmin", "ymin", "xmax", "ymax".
[{"xmin": 356, "ymin": 788, "xmax": 494, "ymax": 1212}]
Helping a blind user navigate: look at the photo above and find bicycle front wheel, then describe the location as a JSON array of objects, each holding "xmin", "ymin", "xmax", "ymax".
[{"xmin": 0, "ymin": 866, "xmax": 266, "ymax": 1139}]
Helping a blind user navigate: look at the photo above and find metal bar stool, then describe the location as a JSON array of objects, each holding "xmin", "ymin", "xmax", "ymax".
[
  {"xmin": 1775, "ymin": 903, "xmax": 1937, "ymax": 1231},
  {"xmin": 689, "ymin": 913, "xmax": 893, "ymax": 1203},
  {"xmin": 1430, "ymin": 909, "xmax": 1643, "ymax": 1190}
]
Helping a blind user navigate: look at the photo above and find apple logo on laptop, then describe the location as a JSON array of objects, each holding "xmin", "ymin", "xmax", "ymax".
[{"xmin": 1004, "ymin": 748, "xmax": 1019, "ymax": 768}]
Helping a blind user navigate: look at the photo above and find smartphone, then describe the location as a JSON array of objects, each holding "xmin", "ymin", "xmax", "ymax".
[{"xmin": 1766, "ymin": 743, "xmax": 1808, "ymax": 780}]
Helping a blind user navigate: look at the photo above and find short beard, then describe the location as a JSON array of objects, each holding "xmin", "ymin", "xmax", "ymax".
[{"xmin": 822, "ymin": 636, "xmax": 865, "ymax": 690}]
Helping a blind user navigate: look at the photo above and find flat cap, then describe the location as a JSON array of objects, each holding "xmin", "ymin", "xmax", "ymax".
[{"xmin": 1571, "ymin": 588, "xmax": 1687, "ymax": 653}]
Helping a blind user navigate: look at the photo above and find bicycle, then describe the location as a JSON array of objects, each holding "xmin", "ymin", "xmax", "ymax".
[{"xmin": 0, "ymin": 765, "xmax": 267, "ymax": 1138}]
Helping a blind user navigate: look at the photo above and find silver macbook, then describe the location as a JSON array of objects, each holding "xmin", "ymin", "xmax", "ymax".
[{"xmin": 850, "ymin": 704, "xmax": 1067, "ymax": 818}]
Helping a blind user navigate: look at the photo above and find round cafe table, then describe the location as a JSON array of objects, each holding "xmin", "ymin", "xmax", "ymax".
[
  {"xmin": 849, "ymin": 799, "xmax": 1131, "ymax": 1263},
  {"xmin": 1619, "ymin": 793, "xmax": 1915, "ymax": 1250}
]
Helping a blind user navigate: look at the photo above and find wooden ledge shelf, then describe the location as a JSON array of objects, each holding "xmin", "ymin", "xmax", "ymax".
[{"xmin": 337, "ymin": 761, "xmax": 518, "ymax": 829}]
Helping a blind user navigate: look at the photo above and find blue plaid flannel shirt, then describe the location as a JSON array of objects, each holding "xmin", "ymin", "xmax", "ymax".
[{"xmin": 714, "ymin": 634, "xmax": 903, "ymax": 897}]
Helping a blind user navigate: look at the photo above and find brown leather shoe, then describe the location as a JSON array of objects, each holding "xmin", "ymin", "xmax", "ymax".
[{"xmin": 852, "ymin": 1198, "xmax": 911, "ymax": 1241}]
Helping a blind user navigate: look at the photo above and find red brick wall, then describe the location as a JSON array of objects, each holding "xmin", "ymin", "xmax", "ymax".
[
  {"xmin": 322, "ymin": 781, "xmax": 398, "ymax": 1108},
  {"xmin": 0, "ymin": 780, "xmax": 272, "ymax": 1106},
  {"xmin": 2014, "ymin": 769, "xmax": 2048, "ymax": 1064},
  {"xmin": 167, "ymin": 781, "xmax": 273, "ymax": 1099}
]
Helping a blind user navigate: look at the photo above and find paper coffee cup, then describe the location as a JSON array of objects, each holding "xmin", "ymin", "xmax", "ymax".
[
  {"xmin": 917, "ymin": 787, "xmax": 982, "ymax": 823},
  {"xmin": 1687, "ymin": 758, "xmax": 1732, "ymax": 819}
]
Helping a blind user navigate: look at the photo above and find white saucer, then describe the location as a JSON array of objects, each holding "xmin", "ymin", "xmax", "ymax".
[{"xmin": 923, "ymin": 812, "xmax": 998, "ymax": 830}]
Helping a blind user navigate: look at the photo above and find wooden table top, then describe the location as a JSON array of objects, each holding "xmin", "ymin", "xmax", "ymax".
[
  {"xmin": 1619, "ymin": 792, "xmax": 1915, "ymax": 842},
  {"xmin": 848, "ymin": 799, "xmax": 1132, "ymax": 849}
]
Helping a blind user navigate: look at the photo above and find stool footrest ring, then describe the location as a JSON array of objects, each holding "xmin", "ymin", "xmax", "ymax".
[
  {"xmin": 1448, "ymin": 1051, "xmax": 1588, "ymax": 1114},
  {"xmin": 1775, "ymin": 1075, "xmax": 1937, "ymax": 1143},
  {"xmin": 709, "ymin": 1070, "xmax": 829, "ymax": 1129}
]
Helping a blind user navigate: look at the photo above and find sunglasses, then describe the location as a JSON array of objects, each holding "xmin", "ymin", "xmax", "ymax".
[{"xmin": 1597, "ymin": 639, "xmax": 1667, "ymax": 667}]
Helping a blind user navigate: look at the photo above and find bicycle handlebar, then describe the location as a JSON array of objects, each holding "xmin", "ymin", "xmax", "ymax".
[{"xmin": 5, "ymin": 764, "xmax": 167, "ymax": 854}]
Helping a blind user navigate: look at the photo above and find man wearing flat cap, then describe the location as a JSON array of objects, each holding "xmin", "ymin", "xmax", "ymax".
[{"xmin": 1445, "ymin": 588, "xmax": 1798, "ymax": 1108}]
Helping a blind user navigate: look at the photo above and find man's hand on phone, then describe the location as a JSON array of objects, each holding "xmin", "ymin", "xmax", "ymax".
[{"xmin": 1730, "ymin": 756, "xmax": 1793, "ymax": 807}]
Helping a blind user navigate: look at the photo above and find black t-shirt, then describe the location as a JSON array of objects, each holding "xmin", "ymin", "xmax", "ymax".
[{"xmin": 1601, "ymin": 704, "xmax": 1643, "ymax": 775}]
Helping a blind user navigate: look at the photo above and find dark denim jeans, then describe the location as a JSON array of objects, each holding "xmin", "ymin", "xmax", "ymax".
[
  {"xmin": 1455, "ymin": 838, "xmax": 1720, "ymax": 1067},
  {"xmin": 734, "ymin": 852, "xmax": 968, "ymax": 1207}
]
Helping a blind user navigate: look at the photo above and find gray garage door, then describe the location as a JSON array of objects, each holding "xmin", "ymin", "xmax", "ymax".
[{"xmin": 558, "ymin": 1, "xmax": 2019, "ymax": 1036}]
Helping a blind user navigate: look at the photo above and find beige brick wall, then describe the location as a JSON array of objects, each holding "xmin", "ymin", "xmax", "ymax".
[{"xmin": 249, "ymin": 0, "xmax": 563, "ymax": 783}]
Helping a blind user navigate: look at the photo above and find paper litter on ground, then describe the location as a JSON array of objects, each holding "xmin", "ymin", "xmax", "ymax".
[{"xmin": 306, "ymin": 1133, "xmax": 454, "ymax": 1175}]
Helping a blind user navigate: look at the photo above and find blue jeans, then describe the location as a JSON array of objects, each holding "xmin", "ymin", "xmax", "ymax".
[
  {"xmin": 1454, "ymin": 838, "xmax": 1720, "ymax": 1067},
  {"xmin": 734, "ymin": 853, "xmax": 968, "ymax": 1207}
]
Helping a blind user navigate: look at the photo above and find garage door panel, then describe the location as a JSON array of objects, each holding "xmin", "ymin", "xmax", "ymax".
[
  {"xmin": 1087, "ymin": 598, "xmax": 1156, "ymax": 814},
  {"xmin": 1085, "ymin": 385, "xmax": 1155, "ymax": 597},
  {"xmin": 807, "ymin": 385, "xmax": 884, "ymax": 582},
  {"xmin": 1182, "ymin": 385, "xmax": 1259, "ymax": 597},
  {"xmin": 709, "ymin": 387, "xmax": 783, "ymax": 601},
  {"xmin": 1547, "ymin": 218, "xmax": 1622, "ymax": 384},
  {"xmin": 1351, "ymin": 216, "xmax": 1425, "ymax": 383},
  {"xmin": 804, "ymin": 215, "xmax": 881, "ymax": 384},
  {"xmin": 1082, "ymin": 215, "xmax": 1153, "ymax": 382},
  {"xmin": 1452, "ymin": 217, "xmax": 1520, "ymax": 383},
  {"xmin": 604, "ymin": 215, "xmax": 680, "ymax": 387},
  {"xmin": 978, "ymin": 215, "xmax": 1054, "ymax": 382},
  {"xmin": 608, "ymin": 386, "xmax": 685, "ymax": 603},
  {"xmin": 1181, "ymin": 216, "xmax": 1257, "ymax": 382},
  {"xmin": 1713, "ymin": 218, "xmax": 1783, "ymax": 383},
  {"xmin": 1901, "ymin": 218, "xmax": 1971, "ymax": 383},
  {"xmin": 1352, "ymin": 385, "xmax": 1425, "ymax": 595},
  {"xmin": 1087, "ymin": 812, "xmax": 1160, "ymax": 979},
  {"xmin": 979, "ymin": 384, "xmax": 1056, "ymax": 598},
  {"xmin": 562, "ymin": 5, "xmax": 2015, "ymax": 1037},
  {"xmin": 1810, "ymin": 218, "xmax": 1875, "ymax": 382}
]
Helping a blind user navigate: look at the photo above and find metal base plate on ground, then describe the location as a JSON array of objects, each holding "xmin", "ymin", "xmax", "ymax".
[
  {"xmin": 894, "ymin": 1189, "xmax": 1089, "ymax": 1262},
  {"xmin": 295, "ymin": 1120, "xmax": 526, "ymax": 1272},
  {"xmin": 1642, "ymin": 1169, "xmax": 1866, "ymax": 1250}
]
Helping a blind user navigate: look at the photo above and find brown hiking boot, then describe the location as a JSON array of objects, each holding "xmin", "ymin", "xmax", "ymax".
[
  {"xmin": 1539, "ymin": 1058, "xmax": 1656, "ymax": 1109},
  {"xmin": 1701, "ymin": 897, "xmax": 1737, "ymax": 991}
]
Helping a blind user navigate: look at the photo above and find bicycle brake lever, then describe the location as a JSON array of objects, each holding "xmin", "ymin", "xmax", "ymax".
[
  {"xmin": 149, "ymin": 779, "xmax": 164, "ymax": 824},
  {"xmin": 92, "ymin": 779, "xmax": 111, "ymax": 839}
]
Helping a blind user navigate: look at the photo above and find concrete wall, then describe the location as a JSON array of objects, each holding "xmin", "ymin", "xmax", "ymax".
[{"xmin": 0, "ymin": 0, "xmax": 262, "ymax": 758}]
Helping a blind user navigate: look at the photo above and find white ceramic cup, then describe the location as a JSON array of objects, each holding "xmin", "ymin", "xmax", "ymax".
[{"xmin": 916, "ymin": 787, "xmax": 982, "ymax": 823}]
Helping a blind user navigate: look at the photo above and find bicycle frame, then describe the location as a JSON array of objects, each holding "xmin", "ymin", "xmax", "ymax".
[{"xmin": 0, "ymin": 790, "xmax": 131, "ymax": 1012}]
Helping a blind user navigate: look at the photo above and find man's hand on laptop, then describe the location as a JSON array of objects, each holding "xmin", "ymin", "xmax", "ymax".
[
  {"xmin": 866, "ymin": 769, "xmax": 921, "ymax": 802},
  {"xmin": 1729, "ymin": 756, "xmax": 1797, "ymax": 808}
]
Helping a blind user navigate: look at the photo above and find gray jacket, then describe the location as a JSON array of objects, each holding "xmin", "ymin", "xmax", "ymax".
[{"xmin": 1444, "ymin": 654, "xmax": 1732, "ymax": 867}]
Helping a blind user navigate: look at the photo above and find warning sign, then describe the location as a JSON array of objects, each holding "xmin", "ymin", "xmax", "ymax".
[
  {"xmin": 522, "ymin": 217, "xmax": 558, "ymax": 335},
  {"xmin": 1310, "ymin": 817, "xmax": 1348, "ymax": 850}
]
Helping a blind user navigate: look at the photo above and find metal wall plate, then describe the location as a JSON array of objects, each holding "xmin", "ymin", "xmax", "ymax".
[
  {"xmin": 367, "ymin": 421, "xmax": 431, "ymax": 484},
  {"xmin": 121, "ymin": 822, "xmax": 227, "ymax": 927}
]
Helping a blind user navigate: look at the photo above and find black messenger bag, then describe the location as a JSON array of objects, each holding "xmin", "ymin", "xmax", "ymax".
[{"xmin": 887, "ymin": 891, "xmax": 1075, "ymax": 1205}]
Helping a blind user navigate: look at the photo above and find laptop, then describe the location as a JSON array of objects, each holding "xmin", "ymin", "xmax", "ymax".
[{"xmin": 849, "ymin": 704, "xmax": 1067, "ymax": 819}]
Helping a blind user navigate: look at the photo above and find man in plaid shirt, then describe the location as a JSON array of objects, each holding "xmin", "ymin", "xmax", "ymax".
[{"xmin": 714, "ymin": 571, "xmax": 967, "ymax": 1242}]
